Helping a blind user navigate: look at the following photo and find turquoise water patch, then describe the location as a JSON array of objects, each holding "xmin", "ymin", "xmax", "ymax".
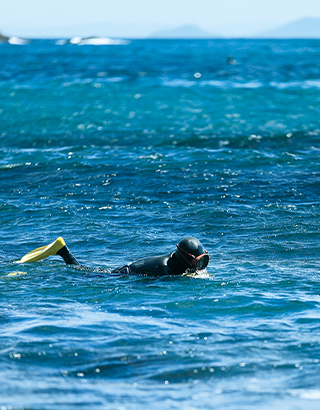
[{"xmin": 1, "ymin": 39, "xmax": 320, "ymax": 409}]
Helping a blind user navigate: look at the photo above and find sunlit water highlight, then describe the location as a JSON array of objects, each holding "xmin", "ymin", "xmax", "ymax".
[{"xmin": 1, "ymin": 39, "xmax": 320, "ymax": 409}]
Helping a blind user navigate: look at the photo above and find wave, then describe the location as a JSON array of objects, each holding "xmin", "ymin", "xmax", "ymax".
[
  {"xmin": 69, "ymin": 37, "xmax": 130, "ymax": 46},
  {"xmin": 8, "ymin": 37, "xmax": 30, "ymax": 45},
  {"xmin": 162, "ymin": 78, "xmax": 320, "ymax": 89}
]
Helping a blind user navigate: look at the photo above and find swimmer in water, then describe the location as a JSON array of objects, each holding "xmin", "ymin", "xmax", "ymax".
[{"xmin": 16, "ymin": 237, "xmax": 209, "ymax": 276}]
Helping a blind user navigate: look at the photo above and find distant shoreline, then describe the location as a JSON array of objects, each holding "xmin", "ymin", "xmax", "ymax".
[
  {"xmin": 2, "ymin": 37, "xmax": 320, "ymax": 42},
  {"xmin": 3, "ymin": 17, "xmax": 320, "ymax": 41}
]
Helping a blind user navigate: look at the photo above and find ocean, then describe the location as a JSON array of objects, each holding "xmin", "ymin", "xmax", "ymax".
[{"xmin": 1, "ymin": 39, "xmax": 320, "ymax": 409}]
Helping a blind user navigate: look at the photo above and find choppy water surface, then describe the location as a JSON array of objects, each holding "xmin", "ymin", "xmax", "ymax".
[{"xmin": 1, "ymin": 39, "xmax": 320, "ymax": 409}]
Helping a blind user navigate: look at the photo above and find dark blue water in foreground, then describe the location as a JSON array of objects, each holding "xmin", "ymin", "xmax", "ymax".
[{"xmin": 1, "ymin": 39, "xmax": 320, "ymax": 409}]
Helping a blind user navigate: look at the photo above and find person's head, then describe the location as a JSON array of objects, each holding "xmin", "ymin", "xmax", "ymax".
[{"xmin": 175, "ymin": 237, "xmax": 209, "ymax": 272}]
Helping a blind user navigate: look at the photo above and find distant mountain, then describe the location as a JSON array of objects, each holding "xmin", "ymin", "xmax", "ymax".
[
  {"xmin": 3, "ymin": 18, "xmax": 320, "ymax": 41},
  {"xmin": 0, "ymin": 23, "xmax": 170, "ymax": 39},
  {"xmin": 0, "ymin": 31, "xmax": 29, "ymax": 44},
  {"xmin": 257, "ymin": 18, "xmax": 320, "ymax": 38},
  {"xmin": 0, "ymin": 32, "xmax": 9, "ymax": 41},
  {"xmin": 149, "ymin": 24, "xmax": 219, "ymax": 39}
]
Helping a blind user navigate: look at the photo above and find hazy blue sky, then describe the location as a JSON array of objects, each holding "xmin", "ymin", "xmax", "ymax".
[{"xmin": 2, "ymin": 0, "xmax": 320, "ymax": 37}]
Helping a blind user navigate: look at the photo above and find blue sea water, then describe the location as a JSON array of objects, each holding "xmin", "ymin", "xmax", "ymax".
[{"xmin": 1, "ymin": 39, "xmax": 320, "ymax": 409}]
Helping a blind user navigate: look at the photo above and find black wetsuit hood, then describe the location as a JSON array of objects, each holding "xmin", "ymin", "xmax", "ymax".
[{"xmin": 173, "ymin": 237, "xmax": 207, "ymax": 272}]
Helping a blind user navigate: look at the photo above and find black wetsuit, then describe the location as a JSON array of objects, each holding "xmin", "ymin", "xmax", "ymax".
[
  {"xmin": 112, "ymin": 252, "xmax": 187, "ymax": 275},
  {"xmin": 57, "ymin": 246, "xmax": 188, "ymax": 276}
]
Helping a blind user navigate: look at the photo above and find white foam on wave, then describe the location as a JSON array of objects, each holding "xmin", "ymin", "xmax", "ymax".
[
  {"xmin": 233, "ymin": 81, "xmax": 263, "ymax": 89},
  {"xmin": 271, "ymin": 80, "xmax": 320, "ymax": 89},
  {"xmin": 70, "ymin": 37, "xmax": 129, "ymax": 46},
  {"xmin": 162, "ymin": 79, "xmax": 264, "ymax": 89},
  {"xmin": 103, "ymin": 77, "xmax": 124, "ymax": 83},
  {"xmin": 55, "ymin": 39, "xmax": 68, "ymax": 45},
  {"xmin": 290, "ymin": 389, "xmax": 320, "ymax": 400},
  {"xmin": 62, "ymin": 77, "xmax": 125, "ymax": 87},
  {"xmin": 69, "ymin": 37, "xmax": 82, "ymax": 45},
  {"xmin": 182, "ymin": 269, "xmax": 210, "ymax": 279},
  {"xmin": 162, "ymin": 79, "xmax": 196, "ymax": 87},
  {"xmin": 62, "ymin": 78, "xmax": 93, "ymax": 87},
  {"xmin": 161, "ymin": 78, "xmax": 320, "ymax": 90},
  {"xmin": 8, "ymin": 37, "xmax": 29, "ymax": 45},
  {"xmin": 201, "ymin": 80, "xmax": 264, "ymax": 89},
  {"xmin": 200, "ymin": 80, "xmax": 226, "ymax": 88}
]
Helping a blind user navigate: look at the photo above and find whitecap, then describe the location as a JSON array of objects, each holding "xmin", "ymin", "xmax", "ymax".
[
  {"xmin": 162, "ymin": 79, "xmax": 196, "ymax": 87},
  {"xmin": 8, "ymin": 37, "xmax": 30, "ymax": 45},
  {"xmin": 200, "ymin": 80, "xmax": 228, "ymax": 88},
  {"xmin": 55, "ymin": 39, "xmax": 67, "ymax": 45},
  {"xmin": 70, "ymin": 37, "xmax": 82, "ymax": 45},
  {"xmin": 77, "ymin": 37, "xmax": 129, "ymax": 46},
  {"xmin": 290, "ymin": 389, "xmax": 320, "ymax": 400},
  {"xmin": 233, "ymin": 81, "xmax": 263, "ymax": 89},
  {"xmin": 303, "ymin": 80, "xmax": 320, "ymax": 89},
  {"xmin": 167, "ymin": 79, "xmax": 264, "ymax": 89},
  {"xmin": 202, "ymin": 80, "xmax": 263, "ymax": 89},
  {"xmin": 103, "ymin": 77, "xmax": 124, "ymax": 83},
  {"xmin": 182, "ymin": 269, "xmax": 210, "ymax": 278},
  {"xmin": 270, "ymin": 80, "xmax": 320, "ymax": 89},
  {"xmin": 270, "ymin": 81, "xmax": 301, "ymax": 89}
]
